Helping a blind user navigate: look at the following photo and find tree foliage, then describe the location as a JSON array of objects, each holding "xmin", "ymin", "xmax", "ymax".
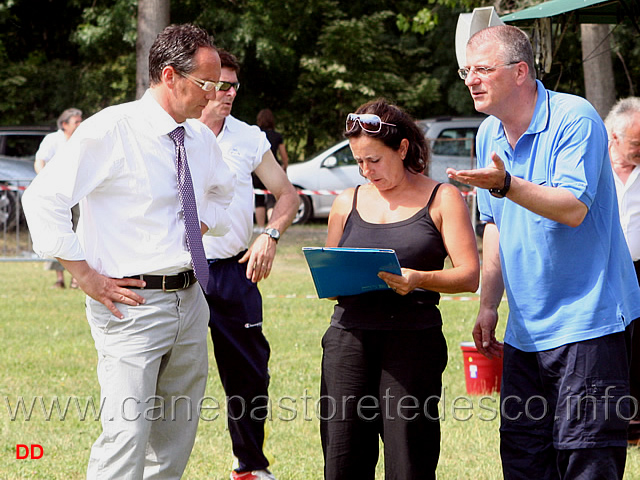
[
  {"xmin": 0, "ymin": 0, "xmax": 136, "ymax": 124},
  {"xmin": 0, "ymin": 0, "xmax": 638, "ymax": 159},
  {"xmin": 186, "ymin": 0, "xmax": 480, "ymax": 157}
]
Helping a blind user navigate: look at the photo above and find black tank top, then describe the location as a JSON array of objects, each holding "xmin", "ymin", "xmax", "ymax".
[{"xmin": 331, "ymin": 184, "xmax": 447, "ymax": 330}]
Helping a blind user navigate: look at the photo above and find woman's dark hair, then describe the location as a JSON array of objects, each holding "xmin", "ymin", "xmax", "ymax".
[
  {"xmin": 257, "ymin": 109, "xmax": 276, "ymax": 130},
  {"xmin": 148, "ymin": 24, "xmax": 215, "ymax": 85},
  {"xmin": 345, "ymin": 99, "xmax": 429, "ymax": 174}
]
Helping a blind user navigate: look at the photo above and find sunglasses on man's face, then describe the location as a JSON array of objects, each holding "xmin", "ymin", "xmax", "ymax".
[
  {"xmin": 217, "ymin": 81, "xmax": 240, "ymax": 92},
  {"xmin": 346, "ymin": 113, "xmax": 396, "ymax": 134}
]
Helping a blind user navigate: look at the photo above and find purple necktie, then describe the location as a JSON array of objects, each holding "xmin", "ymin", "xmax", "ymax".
[{"xmin": 168, "ymin": 126, "xmax": 209, "ymax": 287}]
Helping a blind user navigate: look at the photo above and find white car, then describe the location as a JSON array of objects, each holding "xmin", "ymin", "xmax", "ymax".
[
  {"xmin": 287, "ymin": 117, "xmax": 484, "ymax": 224},
  {"xmin": 287, "ymin": 139, "xmax": 363, "ymax": 224}
]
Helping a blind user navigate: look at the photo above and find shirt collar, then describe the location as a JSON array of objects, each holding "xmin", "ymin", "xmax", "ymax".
[
  {"xmin": 526, "ymin": 79, "xmax": 549, "ymax": 136},
  {"xmin": 493, "ymin": 79, "xmax": 548, "ymax": 145},
  {"xmin": 140, "ymin": 89, "xmax": 196, "ymax": 140},
  {"xmin": 222, "ymin": 115, "xmax": 239, "ymax": 133}
]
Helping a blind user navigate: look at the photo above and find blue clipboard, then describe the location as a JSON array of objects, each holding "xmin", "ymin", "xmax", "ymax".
[{"xmin": 302, "ymin": 247, "xmax": 402, "ymax": 298}]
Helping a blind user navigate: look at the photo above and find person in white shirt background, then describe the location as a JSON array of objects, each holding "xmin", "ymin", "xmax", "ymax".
[
  {"xmin": 197, "ymin": 49, "xmax": 299, "ymax": 480},
  {"xmin": 34, "ymin": 108, "xmax": 83, "ymax": 174},
  {"xmin": 22, "ymin": 24, "xmax": 235, "ymax": 479},
  {"xmin": 34, "ymin": 107, "xmax": 83, "ymax": 288},
  {"xmin": 605, "ymin": 97, "xmax": 640, "ymax": 444}
]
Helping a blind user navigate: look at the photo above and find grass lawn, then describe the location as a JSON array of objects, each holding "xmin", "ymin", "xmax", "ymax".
[{"xmin": 2, "ymin": 222, "xmax": 640, "ymax": 479}]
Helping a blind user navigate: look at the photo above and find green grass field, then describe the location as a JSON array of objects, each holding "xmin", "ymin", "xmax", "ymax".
[{"xmin": 2, "ymin": 222, "xmax": 640, "ymax": 479}]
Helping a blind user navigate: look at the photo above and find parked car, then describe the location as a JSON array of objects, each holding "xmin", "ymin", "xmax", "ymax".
[
  {"xmin": 287, "ymin": 139, "xmax": 362, "ymax": 224},
  {"xmin": 0, "ymin": 126, "xmax": 55, "ymax": 228},
  {"xmin": 287, "ymin": 116, "xmax": 485, "ymax": 225}
]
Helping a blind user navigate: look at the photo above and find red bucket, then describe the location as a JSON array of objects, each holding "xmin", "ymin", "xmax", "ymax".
[{"xmin": 460, "ymin": 341, "xmax": 503, "ymax": 395}]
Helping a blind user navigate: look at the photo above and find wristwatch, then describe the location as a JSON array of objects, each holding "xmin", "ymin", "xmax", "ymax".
[
  {"xmin": 489, "ymin": 171, "xmax": 511, "ymax": 198},
  {"xmin": 263, "ymin": 227, "xmax": 280, "ymax": 243}
]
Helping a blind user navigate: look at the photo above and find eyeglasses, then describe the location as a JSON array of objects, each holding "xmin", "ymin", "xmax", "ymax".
[
  {"xmin": 346, "ymin": 113, "xmax": 396, "ymax": 134},
  {"xmin": 457, "ymin": 62, "xmax": 520, "ymax": 80},
  {"xmin": 179, "ymin": 71, "xmax": 222, "ymax": 92},
  {"xmin": 217, "ymin": 80, "xmax": 241, "ymax": 92}
]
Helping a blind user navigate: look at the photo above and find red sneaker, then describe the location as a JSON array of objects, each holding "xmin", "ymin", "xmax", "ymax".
[{"xmin": 230, "ymin": 470, "xmax": 276, "ymax": 480}]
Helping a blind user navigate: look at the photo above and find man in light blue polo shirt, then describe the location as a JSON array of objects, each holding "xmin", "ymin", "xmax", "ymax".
[{"xmin": 447, "ymin": 25, "xmax": 640, "ymax": 479}]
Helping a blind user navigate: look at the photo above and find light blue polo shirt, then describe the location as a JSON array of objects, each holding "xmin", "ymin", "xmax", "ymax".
[{"xmin": 477, "ymin": 80, "xmax": 640, "ymax": 352}]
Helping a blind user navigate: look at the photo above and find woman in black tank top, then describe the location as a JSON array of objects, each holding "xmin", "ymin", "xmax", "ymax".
[{"xmin": 320, "ymin": 100, "xmax": 480, "ymax": 479}]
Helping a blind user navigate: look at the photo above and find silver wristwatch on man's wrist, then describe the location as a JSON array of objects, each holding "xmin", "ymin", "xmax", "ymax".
[{"xmin": 263, "ymin": 227, "xmax": 280, "ymax": 243}]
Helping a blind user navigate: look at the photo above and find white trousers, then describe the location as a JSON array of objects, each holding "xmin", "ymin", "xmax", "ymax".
[{"xmin": 85, "ymin": 284, "xmax": 209, "ymax": 480}]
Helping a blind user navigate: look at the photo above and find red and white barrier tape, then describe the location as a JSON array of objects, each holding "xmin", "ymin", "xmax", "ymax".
[
  {"xmin": 254, "ymin": 188, "xmax": 344, "ymax": 196},
  {"xmin": 0, "ymin": 184, "xmax": 26, "ymax": 192},
  {"xmin": 255, "ymin": 187, "xmax": 477, "ymax": 197},
  {"xmin": 2, "ymin": 184, "xmax": 474, "ymax": 197}
]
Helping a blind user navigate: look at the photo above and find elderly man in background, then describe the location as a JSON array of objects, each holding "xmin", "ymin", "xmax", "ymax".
[
  {"xmin": 34, "ymin": 108, "xmax": 83, "ymax": 174},
  {"xmin": 34, "ymin": 107, "xmax": 83, "ymax": 288},
  {"xmin": 605, "ymin": 97, "xmax": 640, "ymax": 444},
  {"xmin": 23, "ymin": 24, "xmax": 234, "ymax": 479}
]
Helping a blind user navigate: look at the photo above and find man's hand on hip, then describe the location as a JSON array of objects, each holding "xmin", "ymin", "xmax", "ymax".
[{"xmin": 57, "ymin": 259, "xmax": 146, "ymax": 319}]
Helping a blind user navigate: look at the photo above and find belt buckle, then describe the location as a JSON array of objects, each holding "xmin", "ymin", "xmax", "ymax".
[
  {"xmin": 162, "ymin": 272, "xmax": 190, "ymax": 292},
  {"xmin": 162, "ymin": 274, "xmax": 179, "ymax": 292}
]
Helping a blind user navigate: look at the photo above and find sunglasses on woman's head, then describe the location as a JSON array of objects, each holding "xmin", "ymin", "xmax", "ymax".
[{"xmin": 346, "ymin": 113, "xmax": 396, "ymax": 134}]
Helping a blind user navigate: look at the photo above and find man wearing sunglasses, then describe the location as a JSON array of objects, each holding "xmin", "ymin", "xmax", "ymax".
[
  {"xmin": 447, "ymin": 25, "xmax": 640, "ymax": 479},
  {"xmin": 198, "ymin": 49, "xmax": 299, "ymax": 480}
]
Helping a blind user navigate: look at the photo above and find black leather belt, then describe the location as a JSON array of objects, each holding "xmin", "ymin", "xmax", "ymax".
[
  {"xmin": 208, "ymin": 249, "xmax": 247, "ymax": 265},
  {"xmin": 125, "ymin": 270, "xmax": 197, "ymax": 291}
]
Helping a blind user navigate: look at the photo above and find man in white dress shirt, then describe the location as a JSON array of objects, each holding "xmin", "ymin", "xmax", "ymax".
[
  {"xmin": 606, "ymin": 97, "xmax": 640, "ymax": 443},
  {"xmin": 22, "ymin": 24, "xmax": 235, "ymax": 479},
  {"xmin": 197, "ymin": 50, "xmax": 298, "ymax": 480}
]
